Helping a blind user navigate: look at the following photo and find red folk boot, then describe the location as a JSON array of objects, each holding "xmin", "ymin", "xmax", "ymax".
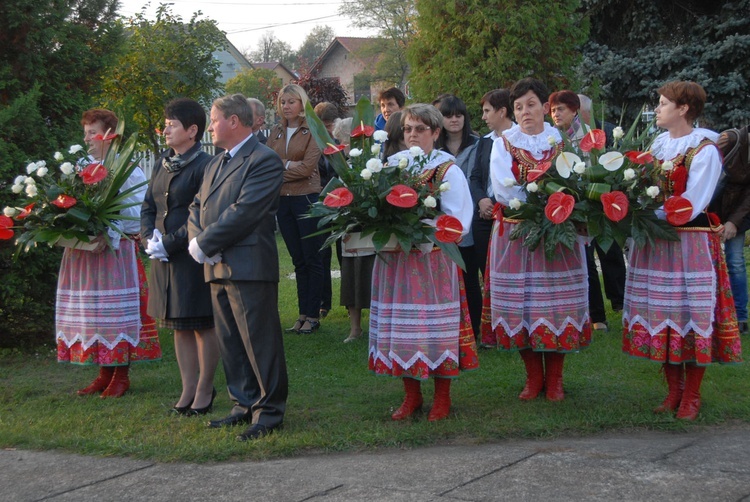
[
  {"xmin": 676, "ymin": 364, "xmax": 706, "ymax": 420},
  {"xmin": 518, "ymin": 349, "xmax": 545, "ymax": 400},
  {"xmin": 101, "ymin": 365, "xmax": 130, "ymax": 398},
  {"xmin": 77, "ymin": 366, "xmax": 115, "ymax": 396},
  {"xmin": 654, "ymin": 363, "xmax": 684, "ymax": 413},
  {"xmin": 544, "ymin": 352, "xmax": 566, "ymax": 401},
  {"xmin": 428, "ymin": 378, "xmax": 452, "ymax": 422},
  {"xmin": 391, "ymin": 378, "xmax": 423, "ymax": 420}
]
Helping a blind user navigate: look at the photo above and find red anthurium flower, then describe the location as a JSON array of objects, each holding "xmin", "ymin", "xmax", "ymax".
[
  {"xmin": 625, "ymin": 150, "xmax": 654, "ymax": 164},
  {"xmin": 600, "ymin": 191, "xmax": 629, "ymax": 222},
  {"xmin": 434, "ymin": 214, "xmax": 463, "ymax": 243},
  {"xmin": 0, "ymin": 215, "xmax": 13, "ymax": 240},
  {"xmin": 17, "ymin": 202, "xmax": 35, "ymax": 219},
  {"xmin": 323, "ymin": 187, "xmax": 354, "ymax": 207},
  {"xmin": 386, "ymin": 185, "xmax": 418, "ymax": 208},
  {"xmin": 664, "ymin": 196, "xmax": 693, "ymax": 226},
  {"xmin": 79, "ymin": 162, "xmax": 107, "ymax": 184},
  {"xmin": 526, "ymin": 161, "xmax": 551, "ymax": 182},
  {"xmin": 544, "ymin": 192, "xmax": 575, "ymax": 224},
  {"xmin": 579, "ymin": 129, "xmax": 606, "ymax": 152},
  {"xmin": 51, "ymin": 194, "xmax": 77, "ymax": 209},
  {"xmin": 351, "ymin": 122, "xmax": 375, "ymax": 138},
  {"xmin": 93, "ymin": 132, "xmax": 119, "ymax": 141},
  {"xmin": 323, "ymin": 143, "xmax": 346, "ymax": 155},
  {"xmin": 670, "ymin": 166, "xmax": 688, "ymax": 196}
]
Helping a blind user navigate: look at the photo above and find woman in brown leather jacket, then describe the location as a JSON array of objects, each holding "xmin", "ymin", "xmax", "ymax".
[{"xmin": 267, "ymin": 84, "xmax": 324, "ymax": 334}]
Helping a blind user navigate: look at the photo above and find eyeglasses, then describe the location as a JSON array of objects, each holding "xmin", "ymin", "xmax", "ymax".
[{"xmin": 403, "ymin": 125, "xmax": 431, "ymax": 134}]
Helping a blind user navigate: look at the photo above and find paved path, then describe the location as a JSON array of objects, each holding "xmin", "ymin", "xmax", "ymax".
[{"xmin": 3, "ymin": 423, "xmax": 750, "ymax": 501}]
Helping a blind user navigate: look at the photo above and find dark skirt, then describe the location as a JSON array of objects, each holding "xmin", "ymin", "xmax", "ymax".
[{"xmin": 340, "ymin": 255, "xmax": 375, "ymax": 310}]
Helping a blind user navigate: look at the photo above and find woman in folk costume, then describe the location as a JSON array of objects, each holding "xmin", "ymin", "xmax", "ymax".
[
  {"xmin": 482, "ymin": 78, "xmax": 591, "ymax": 401},
  {"xmin": 57, "ymin": 108, "xmax": 161, "ymax": 398},
  {"xmin": 369, "ymin": 103, "xmax": 478, "ymax": 421},
  {"xmin": 622, "ymin": 81, "xmax": 742, "ymax": 420}
]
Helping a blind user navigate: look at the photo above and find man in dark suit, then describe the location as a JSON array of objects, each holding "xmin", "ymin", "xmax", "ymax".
[{"xmin": 187, "ymin": 93, "xmax": 287, "ymax": 441}]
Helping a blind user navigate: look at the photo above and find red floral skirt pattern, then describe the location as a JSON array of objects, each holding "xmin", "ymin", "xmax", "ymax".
[
  {"xmin": 57, "ymin": 242, "xmax": 161, "ymax": 366},
  {"xmin": 368, "ymin": 249, "xmax": 479, "ymax": 380},
  {"xmin": 480, "ymin": 221, "xmax": 591, "ymax": 352},
  {"xmin": 623, "ymin": 232, "xmax": 742, "ymax": 365}
]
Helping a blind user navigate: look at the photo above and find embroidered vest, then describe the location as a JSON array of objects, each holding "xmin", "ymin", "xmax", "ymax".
[
  {"xmin": 652, "ymin": 139, "xmax": 715, "ymax": 203},
  {"xmin": 502, "ymin": 137, "xmax": 563, "ymax": 182},
  {"xmin": 416, "ymin": 161, "xmax": 453, "ymax": 211}
]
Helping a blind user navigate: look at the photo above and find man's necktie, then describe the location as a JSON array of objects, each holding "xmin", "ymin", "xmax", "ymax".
[{"xmin": 214, "ymin": 152, "xmax": 231, "ymax": 182}]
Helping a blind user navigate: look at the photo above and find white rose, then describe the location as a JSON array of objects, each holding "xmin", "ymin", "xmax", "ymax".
[
  {"xmin": 623, "ymin": 168, "xmax": 636, "ymax": 181},
  {"xmin": 371, "ymin": 143, "xmax": 381, "ymax": 156},
  {"xmin": 349, "ymin": 148, "xmax": 362, "ymax": 158},
  {"xmin": 25, "ymin": 184, "xmax": 38, "ymax": 197},
  {"xmin": 508, "ymin": 198, "xmax": 522, "ymax": 210},
  {"xmin": 547, "ymin": 136, "xmax": 557, "ymax": 146},
  {"xmin": 60, "ymin": 162, "xmax": 74, "ymax": 175},
  {"xmin": 373, "ymin": 130, "xmax": 388, "ymax": 142},
  {"xmin": 3, "ymin": 207, "xmax": 18, "ymax": 217},
  {"xmin": 366, "ymin": 158, "xmax": 383, "ymax": 173},
  {"xmin": 11, "ymin": 184, "xmax": 24, "ymax": 194},
  {"xmin": 26, "ymin": 162, "xmax": 37, "ymax": 175},
  {"xmin": 69, "ymin": 144, "xmax": 84, "ymax": 154},
  {"xmin": 646, "ymin": 186, "xmax": 660, "ymax": 198},
  {"xmin": 54, "ymin": 151, "xmax": 64, "ymax": 161},
  {"xmin": 24, "ymin": 176, "xmax": 36, "ymax": 185},
  {"xmin": 36, "ymin": 167, "xmax": 48, "ymax": 177},
  {"xmin": 502, "ymin": 177, "xmax": 515, "ymax": 187},
  {"xmin": 398, "ymin": 157, "xmax": 409, "ymax": 169},
  {"xmin": 573, "ymin": 162, "xmax": 586, "ymax": 174},
  {"xmin": 14, "ymin": 175, "xmax": 27, "ymax": 185},
  {"xmin": 35, "ymin": 160, "xmax": 46, "ymax": 168},
  {"xmin": 439, "ymin": 182, "xmax": 450, "ymax": 192},
  {"xmin": 409, "ymin": 146, "xmax": 424, "ymax": 157},
  {"xmin": 423, "ymin": 196, "xmax": 437, "ymax": 208},
  {"xmin": 613, "ymin": 126, "xmax": 624, "ymax": 140},
  {"xmin": 661, "ymin": 160, "xmax": 674, "ymax": 171},
  {"xmin": 527, "ymin": 182, "xmax": 539, "ymax": 193},
  {"xmin": 360, "ymin": 168, "xmax": 373, "ymax": 180}
]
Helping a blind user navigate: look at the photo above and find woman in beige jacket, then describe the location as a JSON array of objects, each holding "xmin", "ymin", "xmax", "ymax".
[{"xmin": 267, "ymin": 84, "xmax": 323, "ymax": 334}]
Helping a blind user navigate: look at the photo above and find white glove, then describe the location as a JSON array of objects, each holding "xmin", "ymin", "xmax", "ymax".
[
  {"xmin": 188, "ymin": 237, "xmax": 207, "ymax": 263},
  {"xmin": 145, "ymin": 229, "xmax": 168, "ymax": 262},
  {"xmin": 205, "ymin": 252, "xmax": 223, "ymax": 265}
]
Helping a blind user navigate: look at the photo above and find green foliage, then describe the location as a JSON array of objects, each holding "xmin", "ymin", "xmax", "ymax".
[
  {"xmin": 339, "ymin": 0, "xmax": 416, "ymax": 88},
  {"xmin": 580, "ymin": 0, "xmax": 750, "ymax": 130},
  {"xmin": 0, "ymin": 0, "xmax": 123, "ymax": 348},
  {"xmin": 100, "ymin": 4, "xmax": 225, "ymax": 156},
  {"xmin": 225, "ymin": 68, "xmax": 282, "ymax": 111},
  {"xmin": 408, "ymin": 0, "xmax": 588, "ymax": 132},
  {"xmin": 296, "ymin": 25, "xmax": 335, "ymax": 69}
]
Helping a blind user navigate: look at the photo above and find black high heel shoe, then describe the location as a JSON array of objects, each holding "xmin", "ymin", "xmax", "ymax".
[
  {"xmin": 185, "ymin": 388, "xmax": 217, "ymax": 417},
  {"xmin": 170, "ymin": 397, "xmax": 194, "ymax": 415}
]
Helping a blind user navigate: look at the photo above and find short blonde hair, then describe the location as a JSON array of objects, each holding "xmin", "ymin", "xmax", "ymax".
[{"xmin": 276, "ymin": 84, "xmax": 310, "ymax": 119}]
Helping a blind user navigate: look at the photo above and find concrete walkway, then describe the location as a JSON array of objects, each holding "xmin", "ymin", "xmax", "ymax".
[{"xmin": 3, "ymin": 422, "xmax": 750, "ymax": 501}]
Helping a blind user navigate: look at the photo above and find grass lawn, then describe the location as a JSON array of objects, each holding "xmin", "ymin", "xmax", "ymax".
[{"xmin": 1, "ymin": 234, "xmax": 749, "ymax": 462}]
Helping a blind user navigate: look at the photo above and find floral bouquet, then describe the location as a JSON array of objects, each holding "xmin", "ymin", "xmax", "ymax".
[
  {"xmin": 304, "ymin": 97, "xmax": 465, "ymax": 269},
  {"xmin": 501, "ymin": 114, "xmax": 678, "ymax": 259},
  {"xmin": 1, "ymin": 118, "xmax": 145, "ymax": 254}
]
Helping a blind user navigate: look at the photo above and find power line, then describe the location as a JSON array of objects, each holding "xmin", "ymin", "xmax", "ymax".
[{"xmin": 226, "ymin": 14, "xmax": 343, "ymax": 34}]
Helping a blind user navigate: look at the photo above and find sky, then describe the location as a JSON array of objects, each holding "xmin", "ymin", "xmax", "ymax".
[{"xmin": 116, "ymin": 0, "xmax": 377, "ymax": 54}]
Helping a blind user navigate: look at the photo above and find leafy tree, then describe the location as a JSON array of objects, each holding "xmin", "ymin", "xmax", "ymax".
[
  {"xmin": 225, "ymin": 68, "xmax": 282, "ymax": 111},
  {"xmin": 0, "ymin": 0, "xmax": 123, "ymax": 347},
  {"xmin": 100, "ymin": 4, "xmax": 225, "ymax": 156},
  {"xmin": 580, "ymin": 0, "xmax": 750, "ymax": 131},
  {"xmin": 296, "ymin": 25, "xmax": 335, "ymax": 69},
  {"xmin": 408, "ymin": 0, "xmax": 587, "ymax": 132},
  {"xmin": 294, "ymin": 72, "xmax": 350, "ymax": 117},
  {"xmin": 339, "ymin": 0, "xmax": 416, "ymax": 88},
  {"xmin": 247, "ymin": 31, "xmax": 297, "ymax": 68}
]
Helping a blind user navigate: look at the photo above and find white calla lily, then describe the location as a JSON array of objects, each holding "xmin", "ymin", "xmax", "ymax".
[
  {"xmin": 599, "ymin": 151, "xmax": 624, "ymax": 171},
  {"xmin": 555, "ymin": 152, "xmax": 580, "ymax": 179}
]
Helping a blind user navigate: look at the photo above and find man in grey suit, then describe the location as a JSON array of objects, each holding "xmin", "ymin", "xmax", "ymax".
[{"xmin": 187, "ymin": 94, "xmax": 287, "ymax": 441}]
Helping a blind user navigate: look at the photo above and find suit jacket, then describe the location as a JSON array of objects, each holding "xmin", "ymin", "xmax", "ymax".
[
  {"xmin": 469, "ymin": 137, "xmax": 496, "ymax": 212},
  {"xmin": 142, "ymin": 145, "xmax": 213, "ymax": 319},
  {"xmin": 188, "ymin": 135, "xmax": 284, "ymax": 283}
]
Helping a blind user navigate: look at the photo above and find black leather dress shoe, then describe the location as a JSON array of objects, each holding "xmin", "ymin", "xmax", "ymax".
[
  {"xmin": 207, "ymin": 413, "xmax": 251, "ymax": 428},
  {"xmin": 236, "ymin": 423, "xmax": 282, "ymax": 442}
]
